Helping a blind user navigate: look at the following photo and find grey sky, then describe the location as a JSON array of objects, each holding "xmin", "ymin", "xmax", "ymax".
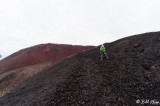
[{"xmin": 0, "ymin": 0, "xmax": 160, "ymax": 58}]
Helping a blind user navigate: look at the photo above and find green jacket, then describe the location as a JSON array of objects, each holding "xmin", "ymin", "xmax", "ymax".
[{"xmin": 100, "ymin": 46, "xmax": 106, "ymax": 52}]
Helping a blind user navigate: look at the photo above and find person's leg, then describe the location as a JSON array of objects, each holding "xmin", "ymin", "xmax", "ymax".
[
  {"xmin": 104, "ymin": 52, "xmax": 109, "ymax": 59},
  {"xmin": 100, "ymin": 51, "xmax": 103, "ymax": 61}
]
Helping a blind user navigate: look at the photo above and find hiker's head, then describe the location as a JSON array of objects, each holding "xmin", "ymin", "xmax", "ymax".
[{"xmin": 101, "ymin": 44, "xmax": 104, "ymax": 47}]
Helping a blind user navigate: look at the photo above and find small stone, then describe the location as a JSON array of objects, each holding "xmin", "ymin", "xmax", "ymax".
[
  {"xmin": 150, "ymin": 65, "xmax": 156, "ymax": 71},
  {"xmin": 118, "ymin": 98, "xmax": 121, "ymax": 101},
  {"xmin": 134, "ymin": 43, "xmax": 141, "ymax": 48},
  {"xmin": 153, "ymin": 45, "xmax": 156, "ymax": 47},
  {"xmin": 144, "ymin": 73, "xmax": 150, "ymax": 78},
  {"xmin": 141, "ymin": 61, "xmax": 151, "ymax": 69},
  {"xmin": 118, "ymin": 97, "xmax": 124, "ymax": 103}
]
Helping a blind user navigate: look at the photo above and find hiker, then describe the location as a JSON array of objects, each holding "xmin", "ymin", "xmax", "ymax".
[{"xmin": 100, "ymin": 44, "xmax": 109, "ymax": 61}]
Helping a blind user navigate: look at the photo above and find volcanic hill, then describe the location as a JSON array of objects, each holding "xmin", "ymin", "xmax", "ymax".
[
  {"xmin": 0, "ymin": 44, "xmax": 94, "ymax": 75},
  {"xmin": 0, "ymin": 44, "xmax": 94, "ymax": 98},
  {"xmin": 0, "ymin": 32, "xmax": 160, "ymax": 106}
]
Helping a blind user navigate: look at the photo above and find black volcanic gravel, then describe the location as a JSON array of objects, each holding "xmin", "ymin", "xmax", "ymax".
[{"xmin": 0, "ymin": 32, "xmax": 160, "ymax": 106}]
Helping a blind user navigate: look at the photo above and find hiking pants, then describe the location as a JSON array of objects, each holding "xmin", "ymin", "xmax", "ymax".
[{"xmin": 100, "ymin": 51, "xmax": 109, "ymax": 61}]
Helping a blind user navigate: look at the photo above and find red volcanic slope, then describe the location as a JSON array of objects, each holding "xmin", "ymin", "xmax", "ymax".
[{"xmin": 0, "ymin": 43, "xmax": 94, "ymax": 75}]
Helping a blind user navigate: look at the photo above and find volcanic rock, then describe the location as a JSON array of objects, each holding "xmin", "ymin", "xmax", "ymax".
[{"xmin": 0, "ymin": 32, "xmax": 160, "ymax": 106}]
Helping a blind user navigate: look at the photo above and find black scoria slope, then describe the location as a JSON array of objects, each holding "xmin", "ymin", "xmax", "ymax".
[{"xmin": 0, "ymin": 32, "xmax": 160, "ymax": 106}]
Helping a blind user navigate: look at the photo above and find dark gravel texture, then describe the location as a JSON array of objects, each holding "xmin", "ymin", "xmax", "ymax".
[{"xmin": 0, "ymin": 32, "xmax": 160, "ymax": 106}]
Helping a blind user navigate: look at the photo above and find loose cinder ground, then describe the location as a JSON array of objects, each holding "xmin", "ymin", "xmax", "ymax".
[{"xmin": 0, "ymin": 32, "xmax": 160, "ymax": 106}]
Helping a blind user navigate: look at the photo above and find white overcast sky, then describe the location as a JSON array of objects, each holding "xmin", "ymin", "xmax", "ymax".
[{"xmin": 0, "ymin": 0, "xmax": 160, "ymax": 58}]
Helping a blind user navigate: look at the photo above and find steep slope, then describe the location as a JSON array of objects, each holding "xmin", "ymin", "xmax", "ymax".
[
  {"xmin": 0, "ymin": 32, "xmax": 160, "ymax": 106},
  {"xmin": 0, "ymin": 44, "xmax": 94, "ymax": 75},
  {"xmin": 0, "ymin": 62, "xmax": 54, "ymax": 97}
]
